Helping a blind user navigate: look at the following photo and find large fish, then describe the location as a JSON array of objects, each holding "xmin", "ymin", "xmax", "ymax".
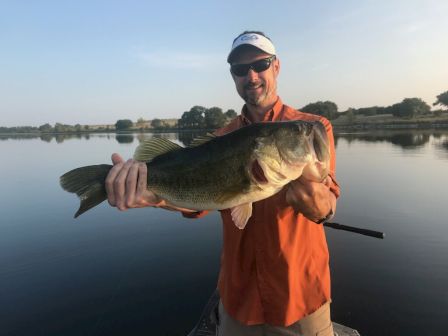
[{"xmin": 60, "ymin": 120, "xmax": 330, "ymax": 229}]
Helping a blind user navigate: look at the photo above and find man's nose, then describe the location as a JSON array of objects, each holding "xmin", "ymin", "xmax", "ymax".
[{"xmin": 246, "ymin": 68, "xmax": 259, "ymax": 81}]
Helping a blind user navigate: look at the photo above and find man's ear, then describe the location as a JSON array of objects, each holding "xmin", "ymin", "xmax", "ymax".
[
  {"xmin": 230, "ymin": 68, "xmax": 237, "ymax": 81},
  {"xmin": 273, "ymin": 58, "xmax": 280, "ymax": 77}
]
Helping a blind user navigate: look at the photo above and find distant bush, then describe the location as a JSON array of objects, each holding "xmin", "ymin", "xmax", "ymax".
[
  {"xmin": 301, "ymin": 101, "xmax": 338, "ymax": 120},
  {"xmin": 115, "ymin": 119, "xmax": 133, "ymax": 130},
  {"xmin": 434, "ymin": 90, "xmax": 448, "ymax": 109},
  {"xmin": 390, "ymin": 98, "xmax": 430, "ymax": 118}
]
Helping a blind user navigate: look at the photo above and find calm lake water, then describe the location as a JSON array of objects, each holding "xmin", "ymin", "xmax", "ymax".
[{"xmin": 1, "ymin": 130, "xmax": 447, "ymax": 336}]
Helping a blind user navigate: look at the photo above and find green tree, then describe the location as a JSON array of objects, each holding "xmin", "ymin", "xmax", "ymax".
[
  {"xmin": 136, "ymin": 117, "xmax": 146, "ymax": 129},
  {"xmin": 54, "ymin": 123, "xmax": 74, "ymax": 133},
  {"xmin": 38, "ymin": 123, "xmax": 53, "ymax": 132},
  {"xmin": 434, "ymin": 110, "xmax": 444, "ymax": 117},
  {"xmin": 178, "ymin": 106, "xmax": 206, "ymax": 128},
  {"xmin": 301, "ymin": 101, "xmax": 338, "ymax": 119},
  {"xmin": 151, "ymin": 118, "xmax": 164, "ymax": 129},
  {"xmin": 356, "ymin": 106, "xmax": 382, "ymax": 116},
  {"xmin": 385, "ymin": 103, "xmax": 401, "ymax": 116},
  {"xmin": 391, "ymin": 98, "xmax": 430, "ymax": 118},
  {"xmin": 225, "ymin": 109, "xmax": 237, "ymax": 119},
  {"xmin": 204, "ymin": 107, "xmax": 226, "ymax": 129},
  {"xmin": 434, "ymin": 91, "xmax": 448, "ymax": 109},
  {"xmin": 115, "ymin": 119, "xmax": 133, "ymax": 130},
  {"xmin": 345, "ymin": 108, "xmax": 356, "ymax": 123}
]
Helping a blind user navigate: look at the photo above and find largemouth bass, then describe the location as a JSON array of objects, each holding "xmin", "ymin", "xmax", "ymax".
[{"xmin": 60, "ymin": 120, "xmax": 330, "ymax": 229}]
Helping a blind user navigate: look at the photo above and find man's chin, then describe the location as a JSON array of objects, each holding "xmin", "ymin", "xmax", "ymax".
[
  {"xmin": 244, "ymin": 98, "xmax": 260, "ymax": 106},
  {"xmin": 244, "ymin": 93, "xmax": 266, "ymax": 106}
]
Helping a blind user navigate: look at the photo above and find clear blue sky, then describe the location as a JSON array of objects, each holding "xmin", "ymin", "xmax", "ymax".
[{"xmin": 1, "ymin": 0, "xmax": 447, "ymax": 127}]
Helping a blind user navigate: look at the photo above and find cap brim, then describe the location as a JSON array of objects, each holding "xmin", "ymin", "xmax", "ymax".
[{"xmin": 227, "ymin": 45, "xmax": 270, "ymax": 63}]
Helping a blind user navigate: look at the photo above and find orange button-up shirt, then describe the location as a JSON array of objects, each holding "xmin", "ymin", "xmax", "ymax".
[{"xmin": 185, "ymin": 97, "xmax": 340, "ymax": 327}]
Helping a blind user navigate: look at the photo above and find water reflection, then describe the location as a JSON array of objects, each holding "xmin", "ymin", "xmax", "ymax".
[
  {"xmin": 0, "ymin": 133, "xmax": 42, "ymax": 141},
  {"xmin": 40, "ymin": 134, "xmax": 53, "ymax": 143},
  {"xmin": 390, "ymin": 133, "xmax": 429, "ymax": 148},
  {"xmin": 334, "ymin": 130, "xmax": 447, "ymax": 150},
  {"xmin": 0, "ymin": 133, "xmax": 96, "ymax": 143},
  {"xmin": 439, "ymin": 140, "xmax": 448, "ymax": 150},
  {"xmin": 178, "ymin": 130, "xmax": 208, "ymax": 146},
  {"xmin": 434, "ymin": 138, "xmax": 448, "ymax": 159},
  {"xmin": 2, "ymin": 130, "xmax": 448, "ymax": 154},
  {"xmin": 115, "ymin": 134, "xmax": 134, "ymax": 144}
]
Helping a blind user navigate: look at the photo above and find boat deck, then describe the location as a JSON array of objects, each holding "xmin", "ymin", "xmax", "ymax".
[{"xmin": 333, "ymin": 322, "xmax": 361, "ymax": 336}]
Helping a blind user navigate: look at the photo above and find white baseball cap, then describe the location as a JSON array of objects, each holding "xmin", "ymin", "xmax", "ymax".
[{"xmin": 227, "ymin": 33, "xmax": 276, "ymax": 63}]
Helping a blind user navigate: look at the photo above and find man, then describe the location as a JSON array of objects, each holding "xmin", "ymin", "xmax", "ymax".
[{"xmin": 105, "ymin": 31, "xmax": 340, "ymax": 336}]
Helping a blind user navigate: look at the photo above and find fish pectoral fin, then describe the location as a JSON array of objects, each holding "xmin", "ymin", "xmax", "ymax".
[{"xmin": 230, "ymin": 203, "xmax": 253, "ymax": 229}]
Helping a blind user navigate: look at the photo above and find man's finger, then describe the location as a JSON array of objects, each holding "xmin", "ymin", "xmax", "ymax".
[
  {"xmin": 323, "ymin": 175, "xmax": 332, "ymax": 187},
  {"xmin": 290, "ymin": 178, "xmax": 307, "ymax": 195},
  {"xmin": 136, "ymin": 162, "xmax": 149, "ymax": 202},
  {"xmin": 125, "ymin": 163, "xmax": 139, "ymax": 207},
  {"xmin": 285, "ymin": 186, "xmax": 297, "ymax": 206},
  {"xmin": 114, "ymin": 160, "xmax": 133, "ymax": 210},
  {"xmin": 111, "ymin": 153, "xmax": 124, "ymax": 165},
  {"xmin": 105, "ymin": 162, "xmax": 125, "ymax": 206}
]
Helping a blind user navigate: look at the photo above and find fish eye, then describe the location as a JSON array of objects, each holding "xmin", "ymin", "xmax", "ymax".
[{"xmin": 294, "ymin": 122, "xmax": 312, "ymax": 136}]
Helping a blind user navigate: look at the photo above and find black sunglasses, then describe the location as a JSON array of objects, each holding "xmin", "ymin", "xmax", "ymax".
[{"xmin": 230, "ymin": 55, "xmax": 276, "ymax": 77}]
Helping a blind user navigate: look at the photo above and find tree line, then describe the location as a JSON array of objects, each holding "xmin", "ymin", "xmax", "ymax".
[
  {"xmin": 178, "ymin": 106, "xmax": 237, "ymax": 129},
  {"xmin": 1, "ymin": 91, "xmax": 447, "ymax": 134},
  {"xmin": 300, "ymin": 90, "xmax": 448, "ymax": 120},
  {"xmin": 0, "ymin": 123, "xmax": 96, "ymax": 134},
  {"xmin": 140, "ymin": 90, "xmax": 448, "ymax": 130},
  {"xmin": 114, "ymin": 106, "xmax": 238, "ymax": 131}
]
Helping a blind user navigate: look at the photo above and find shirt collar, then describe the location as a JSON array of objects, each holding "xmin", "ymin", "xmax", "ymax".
[{"xmin": 240, "ymin": 97, "xmax": 283, "ymax": 125}]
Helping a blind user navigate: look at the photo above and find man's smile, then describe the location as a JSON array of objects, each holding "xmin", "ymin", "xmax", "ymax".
[{"xmin": 245, "ymin": 83, "xmax": 264, "ymax": 91}]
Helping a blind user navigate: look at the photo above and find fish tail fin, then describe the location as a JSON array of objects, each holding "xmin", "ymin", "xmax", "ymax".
[{"xmin": 60, "ymin": 164, "xmax": 112, "ymax": 218}]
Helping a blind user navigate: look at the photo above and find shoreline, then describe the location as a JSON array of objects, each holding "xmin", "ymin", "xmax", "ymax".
[
  {"xmin": 2, "ymin": 119, "xmax": 448, "ymax": 136},
  {"xmin": 333, "ymin": 122, "xmax": 448, "ymax": 131}
]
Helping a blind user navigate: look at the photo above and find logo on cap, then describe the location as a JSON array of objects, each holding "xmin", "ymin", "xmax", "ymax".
[{"xmin": 241, "ymin": 34, "xmax": 258, "ymax": 41}]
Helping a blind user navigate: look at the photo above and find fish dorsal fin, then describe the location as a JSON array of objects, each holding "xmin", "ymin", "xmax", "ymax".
[
  {"xmin": 133, "ymin": 137, "xmax": 182, "ymax": 162},
  {"xmin": 188, "ymin": 133, "xmax": 216, "ymax": 147},
  {"xmin": 230, "ymin": 203, "xmax": 253, "ymax": 229}
]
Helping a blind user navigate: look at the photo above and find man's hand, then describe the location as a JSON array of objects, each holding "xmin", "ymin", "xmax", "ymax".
[
  {"xmin": 105, "ymin": 153, "xmax": 161, "ymax": 211},
  {"xmin": 285, "ymin": 175, "xmax": 336, "ymax": 223},
  {"xmin": 105, "ymin": 153, "xmax": 197, "ymax": 213}
]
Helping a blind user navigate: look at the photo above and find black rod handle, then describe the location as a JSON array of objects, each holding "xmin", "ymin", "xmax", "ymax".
[{"xmin": 324, "ymin": 222, "xmax": 385, "ymax": 239}]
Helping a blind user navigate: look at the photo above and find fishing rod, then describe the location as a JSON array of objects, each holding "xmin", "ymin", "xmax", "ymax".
[{"xmin": 324, "ymin": 222, "xmax": 385, "ymax": 239}]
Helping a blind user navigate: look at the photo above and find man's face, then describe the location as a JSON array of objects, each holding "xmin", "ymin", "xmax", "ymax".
[{"xmin": 230, "ymin": 48, "xmax": 280, "ymax": 107}]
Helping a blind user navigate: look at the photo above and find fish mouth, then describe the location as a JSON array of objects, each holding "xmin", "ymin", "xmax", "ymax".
[
  {"xmin": 311, "ymin": 122, "xmax": 329, "ymax": 163},
  {"xmin": 251, "ymin": 159, "xmax": 269, "ymax": 184},
  {"xmin": 299, "ymin": 122, "xmax": 330, "ymax": 182}
]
